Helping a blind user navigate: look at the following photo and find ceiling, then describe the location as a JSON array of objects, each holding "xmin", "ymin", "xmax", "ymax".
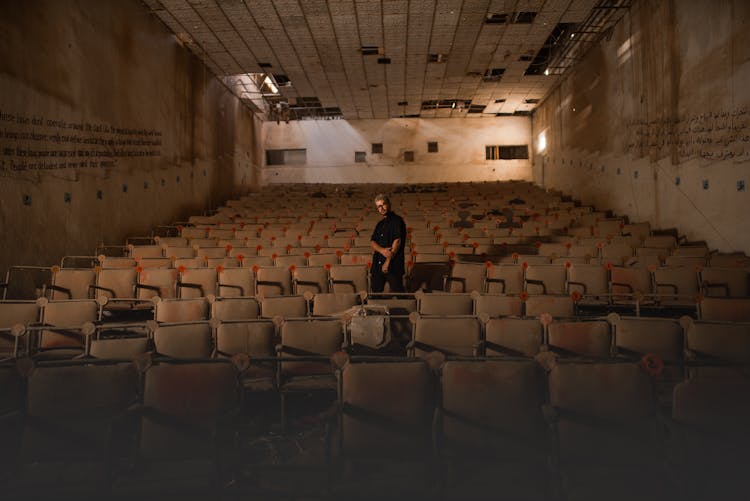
[{"xmin": 140, "ymin": 0, "xmax": 629, "ymax": 121}]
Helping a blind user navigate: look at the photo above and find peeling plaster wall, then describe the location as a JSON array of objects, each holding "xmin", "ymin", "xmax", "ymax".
[
  {"xmin": 532, "ymin": 0, "xmax": 750, "ymax": 254},
  {"xmin": 0, "ymin": 0, "xmax": 257, "ymax": 272},
  {"xmin": 260, "ymin": 117, "xmax": 532, "ymax": 184}
]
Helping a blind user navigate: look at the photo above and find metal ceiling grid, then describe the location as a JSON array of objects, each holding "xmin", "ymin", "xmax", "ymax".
[{"xmin": 143, "ymin": 0, "xmax": 627, "ymax": 120}]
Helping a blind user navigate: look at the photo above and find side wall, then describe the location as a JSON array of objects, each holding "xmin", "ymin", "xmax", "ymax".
[
  {"xmin": 0, "ymin": 0, "xmax": 258, "ymax": 272},
  {"xmin": 260, "ymin": 117, "xmax": 532, "ymax": 184},
  {"xmin": 531, "ymin": 0, "xmax": 750, "ymax": 254}
]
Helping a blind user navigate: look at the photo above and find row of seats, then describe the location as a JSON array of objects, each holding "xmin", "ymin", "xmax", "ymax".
[
  {"xmin": 2, "ymin": 356, "xmax": 746, "ymax": 499},
  {"xmin": 4, "ymin": 294, "xmax": 748, "ymax": 378},
  {"xmin": 0, "ymin": 358, "xmax": 240, "ymax": 499},
  {"xmin": 4, "ymin": 290, "xmax": 750, "ymax": 361}
]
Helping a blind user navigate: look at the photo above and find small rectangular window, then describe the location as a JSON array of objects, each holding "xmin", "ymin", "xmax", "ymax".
[
  {"xmin": 355, "ymin": 151, "xmax": 367, "ymax": 163},
  {"xmin": 427, "ymin": 141, "xmax": 438, "ymax": 153},
  {"xmin": 372, "ymin": 143, "xmax": 383, "ymax": 154},
  {"xmin": 485, "ymin": 145, "xmax": 529, "ymax": 160},
  {"xmin": 404, "ymin": 151, "xmax": 415, "ymax": 162},
  {"xmin": 266, "ymin": 148, "xmax": 306, "ymax": 166}
]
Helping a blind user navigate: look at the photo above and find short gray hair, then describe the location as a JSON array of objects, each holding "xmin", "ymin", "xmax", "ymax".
[{"xmin": 374, "ymin": 193, "xmax": 390, "ymax": 205}]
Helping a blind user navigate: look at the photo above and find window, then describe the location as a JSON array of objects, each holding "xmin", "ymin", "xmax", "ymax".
[
  {"xmin": 427, "ymin": 142, "xmax": 438, "ymax": 153},
  {"xmin": 404, "ymin": 151, "xmax": 415, "ymax": 162},
  {"xmin": 372, "ymin": 143, "xmax": 383, "ymax": 154},
  {"xmin": 485, "ymin": 145, "xmax": 529, "ymax": 160},
  {"xmin": 355, "ymin": 151, "xmax": 367, "ymax": 163},
  {"xmin": 266, "ymin": 148, "xmax": 306, "ymax": 166}
]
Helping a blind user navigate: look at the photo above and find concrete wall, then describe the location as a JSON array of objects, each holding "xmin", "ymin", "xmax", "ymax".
[
  {"xmin": 0, "ymin": 0, "xmax": 257, "ymax": 272},
  {"xmin": 532, "ymin": 0, "xmax": 750, "ymax": 254},
  {"xmin": 260, "ymin": 117, "xmax": 532, "ymax": 184}
]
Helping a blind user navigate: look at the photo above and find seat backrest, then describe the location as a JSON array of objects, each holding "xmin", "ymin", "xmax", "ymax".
[
  {"xmin": 307, "ymin": 253, "xmax": 339, "ymax": 267},
  {"xmin": 610, "ymin": 316, "xmax": 683, "ymax": 363},
  {"xmin": 567, "ymin": 263, "xmax": 608, "ymax": 296},
  {"xmin": 49, "ymin": 268, "xmax": 97, "ymax": 300},
  {"xmin": 610, "ymin": 266, "xmax": 653, "ymax": 298},
  {"xmin": 699, "ymin": 267, "xmax": 749, "ymax": 297},
  {"xmin": 177, "ymin": 268, "xmax": 218, "ymax": 299},
  {"xmin": 441, "ymin": 360, "xmax": 548, "ymax": 455},
  {"xmin": 279, "ymin": 319, "xmax": 344, "ymax": 376},
  {"xmin": 217, "ymin": 267, "xmax": 254, "ymax": 297},
  {"xmin": 140, "ymin": 362, "xmax": 238, "ymax": 459},
  {"xmin": 260, "ymin": 295, "xmax": 308, "ymax": 319},
  {"xmin": 215, "ymin": 320, "xmax": 275, "ymax": 358},
  {"xmin": 311, "ymin": 292, "xmax": 361, "ymax": 316},
  {"xmin": 153, "ymin": 322, "xmax": 213, "ymax": 359},
  {"xmin": 163, "ymin": 245, "xmax": 196, "ymax": 259},
  {"xmin": 486, "ymin": 264, "xmax": 524, "ymax": 295},
  {"xmin": 211, "ymin": 297, "xmax": 260, "ymax": 321},
  {"xmin": 524, "ymin": 295, "xmax": 574, "ymax": 318},
  {"xmin": 39, "ymin": 299, "xmax": 99, "ymax": 350},
  {"xmin": 548, "ymin": 362, "xmax": 659, "ymax": 462},
  {"xmin": 685, "ymin": 319, "xmax": 750, "ymax": 365},
  {"xmin": 484, "ymin": 317, "xmax": 543, "ymax": 357},
  {"xmin": 155, "ymin": 297, "xmax": 210, "ymax": 323},
  {"xmin": 418, "ymin": 293, "xmax": 473, "ymax": 316},
  {"xmin": 329, "ymin": 264, "xmax": 369, "ymax": 294},
  {"xmin": 653, "ymin": 267, "xmax": 699, "ymax": 300},
  {"xmin": 547, "ymin": 320, "xmax": 612, "ymax": 358},
  {"xmin": 24, "ymin": 363, "xmax": 139, "ymax": 460},
  {"xmin": 292, "ymin": 266, "xmax": 330, "ymax": 295},
  {"xmin": 255, "ymin": 266, "xmax": 293, "ymax": 298},
  {"xmin": 413, "ymin": 316, "xmax": 481, "ymax": 357},
  {"xmin": 129, "ymin": 245, "xmax": 164, "ymax": 259},
  {"xmin": 0, "ymin": 300, "xmax": 40, "ymax": 328},
  {"xmin": 94, "ymin": 268, "xmax": 137, "ymax": 300},
  {"xmin": 699, "ymin": 297, "xmax": 750, "ymax": 322},
  {"xmin": 340, "ymin": 360, "xmax": 434, "ymax": 457},
  {"xmin": 524, "ymin": 264, "xmax": 566, "ymax": 295},
  {"xmin": 473, "ymin": 293, "xmax": 523, "ymax": 317},
  {"xmin": 600, "ymin": 243, "xmax": 634, "ymax": 266},
  {"xmin": 275, "ymin": 255, "xmax": 308, "ymax": 269},
  {"xmin": 137, "ymin": 268, "xmax": 178, "ymax": 300},
  {"xmin": 445, "ymin": 262, "xmax": 486, "ymax": 293}
]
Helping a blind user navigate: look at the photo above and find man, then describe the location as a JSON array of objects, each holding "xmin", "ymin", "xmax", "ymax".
[{"xmin": 370, "ymin": 194, "xmax": 406, "ymax": 293}]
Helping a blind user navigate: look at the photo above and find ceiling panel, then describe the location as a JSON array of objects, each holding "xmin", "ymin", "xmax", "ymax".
[{"xmin": 142, "ymin": 0, "xmax": 629, "ymax": 120}]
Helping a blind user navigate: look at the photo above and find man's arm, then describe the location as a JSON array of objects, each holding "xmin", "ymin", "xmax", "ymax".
[
  {"xmin": 371, "ymin": 240, "xmax": 393, "ymax": 259},
  {"xmin": 390, "ymin": 237, "xmax": 401, "ymax": 255},
  {"xmin": 380, "ymin": 237, "xmax": 401, "ymax": 273}
]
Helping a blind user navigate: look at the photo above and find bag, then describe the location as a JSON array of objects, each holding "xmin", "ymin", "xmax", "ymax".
[{"xmin": 344, "ymin": 304, "xmax": 391, "ymax": 350}]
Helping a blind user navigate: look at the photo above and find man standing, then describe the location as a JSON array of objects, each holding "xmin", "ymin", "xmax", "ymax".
[{"xmin": 370, "ymin": 194, "xmax": 406, "ymax": 293}]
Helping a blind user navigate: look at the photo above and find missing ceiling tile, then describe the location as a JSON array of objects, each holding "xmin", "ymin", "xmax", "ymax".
[
  {"xmin": 483, "ymin": 68, "xmax": 505, "ymax": 81},
  {"xmin": 485, "ymin": 13, "xmax": 508, "ymax": 24},
  {"xmin": 513, "ymin": 12, "xmax": 537, "ymax": 23}
]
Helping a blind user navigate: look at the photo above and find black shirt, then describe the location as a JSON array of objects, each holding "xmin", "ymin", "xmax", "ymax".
[{"xmin": 370, "ymin": 211, "xmax": 407, "ymax": 273}]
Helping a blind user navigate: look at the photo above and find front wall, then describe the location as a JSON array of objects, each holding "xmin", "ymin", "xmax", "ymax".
[
  {"xmin": 260, "ymin": 117, "xmax": 532, "ymax": 184},
  {"xmin": 532, "ymin": 0, "xmax": 750, "ymax": 254}
]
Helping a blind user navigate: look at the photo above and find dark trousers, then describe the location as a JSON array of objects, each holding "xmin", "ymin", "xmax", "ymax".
[{"xmin": 370, "ymin": 268, "xmax": 405, "ymax": 293}]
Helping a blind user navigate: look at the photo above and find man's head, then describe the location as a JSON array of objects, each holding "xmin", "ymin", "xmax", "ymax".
[{"xmin": 374, "ymin": 194, "xmax": 390, "ymax": 215}]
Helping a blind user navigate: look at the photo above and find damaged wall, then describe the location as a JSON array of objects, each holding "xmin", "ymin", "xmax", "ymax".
[
  {"xmin": 0, "ymin": 0, "xmax": 257, "ymax": 273},
  {"xmin": 532, "ymin": 0, "xmax": 750, "ymax": 253}
]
